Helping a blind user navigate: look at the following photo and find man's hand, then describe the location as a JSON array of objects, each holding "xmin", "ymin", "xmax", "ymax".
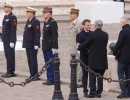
[
  {"xmin": 52, "ymin": 49, "xmax": 58, "ymax": 54},
  {"xmin": 76, "ymin": 43, "xmax": 80, "ymax": 49},
  {"xmin": 10, "ymin": 42, "xmax": 14, "ymax": 48},
  {"xmin": 34, "ymin": 46, "xmax": 39, "ymax": 50}
]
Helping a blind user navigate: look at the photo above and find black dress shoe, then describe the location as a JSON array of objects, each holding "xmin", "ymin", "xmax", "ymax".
[
  {"xmin": 42, "ymin": 81, "xmax": 54, "ymax": 85},
  {"xmin": 25, "ymin": 77, "xmax": 32, "ymax": 82},
  {"xmin": 84, "ymin": 93, "xmax": 88, "ymax": 98},
  {"xmin": 1, "ymin": 73, "xmax": 16, "ymax": 78},
  {"xmin": 33, "ymin": 77, "xmax": 41, "ymax": 81},
  {"xmin": 117, "ymin": 94, "xmax": 129, "ymax": 98},
  {"xmin": 87, "ymin": 94, "xmax": 96, "ymax": 98},
  {"xmin": 97, "ymin": 94, "xmax": 101, "ymax": 98}
]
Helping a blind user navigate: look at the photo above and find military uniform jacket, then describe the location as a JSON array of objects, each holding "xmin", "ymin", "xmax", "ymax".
[
  {"xmin": 69, "ymin": 19, "xmax": 81, "ymax": 54},
  {"xmin": 42, "ymin": 17, "xmax": 58, "ymax": 50},
  {"xmin": 22, "ymin": 16, "xmax": 41, "ymax": 48},
  {"xmin": 2, "ymin": 12, "xmax": 17, "ymax": 43}
]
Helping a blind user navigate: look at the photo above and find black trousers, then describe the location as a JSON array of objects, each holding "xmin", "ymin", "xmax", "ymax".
[
  {"xmin": 89, "ymin": 69, "xmax": 105, "ymax": 95},
  {"xmin": 26, "ymin": 48, "xmax": 38, "ymax": 77},
  {"xmin": 80, "ymin": 53, "xmax": 88, "ymax": 93},
  {"xmin": 3, "ymin": 42, "xmax": 15, "ymax": 74}
]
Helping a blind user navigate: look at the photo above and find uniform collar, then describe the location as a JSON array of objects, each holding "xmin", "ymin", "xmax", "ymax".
[
  {"xmin": 29, "ymin": 16, "xmax": 35, "ymax": 22},
  {"xmin": 6, "ymin": 12, "xmax": 12, "ymax": 16},
  {"xmin": 72, "ymin": 18, "xmax": 78, "ymax": 24},
  {"xmin": 45, "ymin": 17, "xmax": 52, "ymax": 23}
]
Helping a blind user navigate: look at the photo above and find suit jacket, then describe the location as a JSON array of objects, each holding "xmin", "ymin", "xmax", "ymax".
[
  {"xmin": 79, "ymin": 29, "xmax": 108, "ymax": 70},
  {"xmin": 113, "ymin": 24, "xmax": 130, "ymax": 62},
  {"xmin": 42, "ymin": 17, "xmax": 58, "ymax": 50},
  {"xmin": 76, "ymin": 29, "xmax": 91, "ymax": 65},
  {"xmin": 2, "ymin": 12, "xmax": 17, "ymax": 43},
  {"xmin": 69, "ymin": 19, "xmax": 81, "ymax": 54},
  {"xmin": 22, "ymin": 16, "xmax": 41, "ymax": 48},
  {"xmin": 76, "ymin": 29, "xmax": 91, "ymax": 54}
]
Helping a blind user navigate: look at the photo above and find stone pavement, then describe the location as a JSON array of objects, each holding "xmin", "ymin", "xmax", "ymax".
[
  {"xmin": 0, "ymin": 1, "xmax": 130, "ymax": 99},
  {"xmin": 0, "ymin": 77, "xmax": 129, "ymax": 100}
]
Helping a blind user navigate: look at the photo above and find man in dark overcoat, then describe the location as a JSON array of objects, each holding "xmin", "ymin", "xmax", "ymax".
[
  {"xmin": 77, "ymin": 20, "xmax": 108, "ymax": 98},
  {"xmin": 113, "ymin": 17, "xmax": 130, "ymax": 99}
]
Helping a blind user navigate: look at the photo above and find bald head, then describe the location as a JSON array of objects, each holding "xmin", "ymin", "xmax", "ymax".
[{"xmin": 120, "ymin": 17, "xmax": 129, "ymax": 27}]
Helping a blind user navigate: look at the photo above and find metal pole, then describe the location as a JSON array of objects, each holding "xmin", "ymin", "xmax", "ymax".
[
  {"xmin": 52, "ymin": 53, "xmax": 64, "ymax": 100},
  {"xmin": 68, "ymin": 54, "xmax": 79, "ymax": 100}
]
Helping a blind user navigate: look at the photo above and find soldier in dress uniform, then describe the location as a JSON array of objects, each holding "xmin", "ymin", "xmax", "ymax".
[
  {"xmin": 69, "ymin": 8, "xmax": 83, "ymax": 88},
  {"xmin": 22, "ymin": 7, "xmax": 41, "ymax": 81},
  {"xmin": 42, "ymin": 7, "xmax": 58, "ymax": 85},
  {"xmin": 1, "ymin": 1, "xmax": 17, "ymax": 78}
]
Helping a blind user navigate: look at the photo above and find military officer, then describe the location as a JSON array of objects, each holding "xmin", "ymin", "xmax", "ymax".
[
  {"xmin": 1, "ymin": 1, "xmax": 17, "ymax": 78},
  {"xmin": 42, "ymin": 7, "xmax": 58, "ymax": 85},
  {"xmin": 23, "ymin": 7, "xmax": 41, "ymax": 80},
  {"xmin": 69, "ymin": 8, "xmax": 83, "ymax": 88}
]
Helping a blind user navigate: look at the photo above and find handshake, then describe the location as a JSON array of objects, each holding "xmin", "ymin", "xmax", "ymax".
[{"xmin": 76, "ymin": 43, "xmax": 80, "ymax": 49}]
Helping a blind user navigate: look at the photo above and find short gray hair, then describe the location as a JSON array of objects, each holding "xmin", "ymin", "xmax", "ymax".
[
  {"xmin": 94, "ymin": 20, "xmax": 103, "ymax": 29},
  {"xmin": 120, "ymin": 16, "xmax": 129, "ymax": 25}
]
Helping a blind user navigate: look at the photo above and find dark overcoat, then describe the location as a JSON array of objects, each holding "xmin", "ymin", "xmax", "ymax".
[{"xmin": 79, "ymin": 29, "xmax": 108, "ymax": 70}]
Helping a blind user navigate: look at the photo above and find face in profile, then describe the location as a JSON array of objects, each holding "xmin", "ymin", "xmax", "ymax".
[
  {"xmin": 70, "ymin": 13, "xmax": 77, "ymax": 21},
  {"xmin": 26, "ymin": 12, "xmax": 33, "ymax": 19},
  {"xmin": 120, "ymin": 20, "xmax": 124, "ymax": 27},
  {"xmin": 43, "ymin": 12, "xmax": 51, "ymax": 20}
]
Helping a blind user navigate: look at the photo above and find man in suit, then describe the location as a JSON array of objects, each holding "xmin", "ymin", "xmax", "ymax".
[
  {"xmin": 76, "ymin": 19, "xmax": 91, "ymax": 97},
  {"xmin": 77, "ymin": 20, "xmax": 108, "ymax": 98},
  {"xmin": 1, "ymin": 1, "xmax": 17, "ymax": 78},
  {"xmin": 42, "ymin": 7, "xmax": 58, "ymax": 85},
  {"xmin": 69, "ymin": 8, "xmax": 82, "ymax": 88},
  {"xmin": 23, "ymin": 7, "xmax": 41, "ymax": 81},
  {"xmin": 113, "ymin": 17, "xmax": 130, "ymax": 99}
]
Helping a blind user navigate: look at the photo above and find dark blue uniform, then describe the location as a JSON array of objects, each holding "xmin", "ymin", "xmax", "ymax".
[
  {"xmin": 23, "ymin": 16, "xmax": 41, "ymax": 77},
  {"xmin": 42, "ymin": 17, "xmax": 58, "ymax": 83},
  {"xmin": 2, "ymin": 12, "xmax": 17, "ymax": 74},
  {"xmin": 76, "ymin": 29, "xmax": 90, "ymax": 94}
]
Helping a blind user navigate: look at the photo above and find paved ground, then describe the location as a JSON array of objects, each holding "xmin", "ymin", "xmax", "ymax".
[
  {"xmin": 0, "ymin": 2, "xmax": 130, "ymax": 100},
  {"xmin": 0, "ymin": 77, "xmax": 128, "ymax": 100}
]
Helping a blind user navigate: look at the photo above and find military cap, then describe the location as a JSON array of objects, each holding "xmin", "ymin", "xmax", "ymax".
[
  {"xmin": 4, "ymin": 1, "xmax": 14, "ymax": 8},
  {"xmin": 70, "ymin": 8, "xmax": 79, "ymax": 14},
  {"xmin": 42, "ymin": 6, "xmax": 52, "ymax": 13},
  {"xmin": 26, "ymin": 7, "xmax": 37, "ymax": 13}
]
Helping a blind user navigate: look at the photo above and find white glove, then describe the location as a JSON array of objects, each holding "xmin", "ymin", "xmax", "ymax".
[
  {"xmin": 78, "ymin": 51, "xmax": 80, "ymax": 54},
  {"xmin": 10, "ymin": 42, "xmax": 14, "ymax": 48},
  {"xmin": 34, "ymin": 46, "xmax": 39, "ymax": 50},
  {"xmin": 52, "ymin": 49, "xmax": 58, "ymax": 54}
]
